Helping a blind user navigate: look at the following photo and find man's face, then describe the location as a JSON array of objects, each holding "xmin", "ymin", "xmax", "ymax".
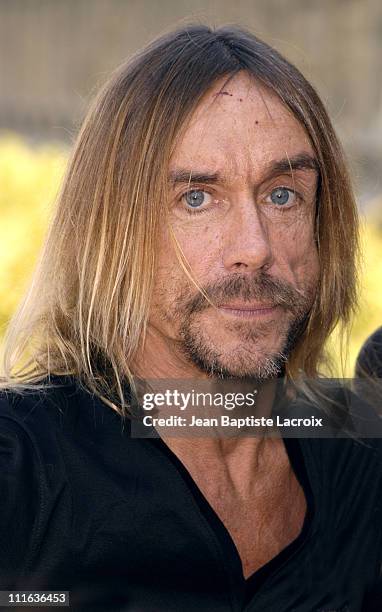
[{"xmin": 146, "ymin": 72, "xmax": 320, "ymax": 379}]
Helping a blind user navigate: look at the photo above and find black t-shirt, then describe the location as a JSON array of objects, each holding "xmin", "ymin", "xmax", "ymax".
[{"xmin": 1, "ymin": 376, "xmax": 382, "ymax": 612}]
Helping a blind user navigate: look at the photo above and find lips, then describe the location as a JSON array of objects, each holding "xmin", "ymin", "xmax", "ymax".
[
  {"xmin": 218, "ymin": 302, "xmax": 276, "ymax": 311},
  {"xmin": 217, "ymin": 303, "xmax": 280, "ymax": 319}
]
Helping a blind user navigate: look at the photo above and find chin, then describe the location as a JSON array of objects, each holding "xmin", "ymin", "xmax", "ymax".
[
  {"xmin": 180, "ymin": 324, "xmax": 289, "ymax": 379},
  {"xmin": 219, "ymin": 346, "xmax": 287, "ymax": 378}
]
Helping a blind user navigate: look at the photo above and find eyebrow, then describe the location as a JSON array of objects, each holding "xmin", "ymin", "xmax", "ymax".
[
  {"xmin": 269, "ymin": 153, "xmax": 319, "ymax": 176},
  {"xmin": 168, "ymin": 169, "xmax": 220, "ymax": 185},
  {"xmin": 168, "ymin": 153, "xmax": 319, "ymax": 186}
]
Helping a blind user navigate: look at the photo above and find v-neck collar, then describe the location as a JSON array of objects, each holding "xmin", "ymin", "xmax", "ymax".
[{"xmin": 146, "ymin": 433, "xmax": 317, "ymax": 610}]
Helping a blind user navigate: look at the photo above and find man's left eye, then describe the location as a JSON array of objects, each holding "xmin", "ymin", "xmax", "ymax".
[{"xmin": 268, "ymin": 187, "xmax": 296, "ymax": 206}]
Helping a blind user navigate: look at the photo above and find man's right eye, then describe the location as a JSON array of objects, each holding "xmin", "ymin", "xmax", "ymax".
[{"xmin": 182, "ymin": 189, "xmax": 212, "ymax": 209}]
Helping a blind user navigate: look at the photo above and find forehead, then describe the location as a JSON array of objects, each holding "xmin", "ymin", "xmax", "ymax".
[{"xmin": 170, "ymin": 72, "xmax": 314, "ymax": 175}]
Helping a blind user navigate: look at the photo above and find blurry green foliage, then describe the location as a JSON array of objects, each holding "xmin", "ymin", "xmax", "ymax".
[{"xmin": 0, "ymin": 135, "xmax": 381, "ymax": 375}]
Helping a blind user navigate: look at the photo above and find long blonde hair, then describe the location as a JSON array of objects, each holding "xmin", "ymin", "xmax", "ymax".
[{"xmin": 0, "ymin": 25, "xmax": 359, "ymax": 414}]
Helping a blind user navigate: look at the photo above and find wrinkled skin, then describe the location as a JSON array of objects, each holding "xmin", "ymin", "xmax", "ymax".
[{"xmin": 136, "ymin": 72, "xmax": 319, "ymax": 380}]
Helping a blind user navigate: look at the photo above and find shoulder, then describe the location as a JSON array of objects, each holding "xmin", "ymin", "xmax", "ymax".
[
  {"xmin": 0, "ymin": 376, "xmax": 110, "ymax": 586},
  {"xmin": 0, "ymin": 384, "xmax": 63, "ymax": 586},
  {"xmin": 294, "ymin": 382, "xmax": 382, "ymax": 483},
  {"xmin": 0, "ymin": 375, "xmax": 128, "ymax": 485},
  {"xmin": 0, "ymin": 375, "xmax": 111, "ymax": 436},
  {"xmin": 0, "ymin": 375, "xmax": 85, "ymax": 476}
]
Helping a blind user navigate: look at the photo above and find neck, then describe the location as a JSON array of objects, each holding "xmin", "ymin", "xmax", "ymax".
[{"xmin": 131, "ymin": 323, "xmax": 284, "ymax": 465}]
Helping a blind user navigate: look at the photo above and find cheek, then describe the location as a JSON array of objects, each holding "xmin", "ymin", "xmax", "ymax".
[
  {"xmin": 152, "ymin": 224, "xmax": 220, "ymax": 307},
  {"xmin": 169, "ymin": 222, "xmax": 222, "ymax": 278},
  {"xmin": 272, "ymin": 217, "xmax": 319, "ymax": 282}
]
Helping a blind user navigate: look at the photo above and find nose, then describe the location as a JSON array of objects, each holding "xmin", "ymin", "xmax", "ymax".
[{"xmin": 222, "ymin": 199, "xmax": 273, "ymax": 272}]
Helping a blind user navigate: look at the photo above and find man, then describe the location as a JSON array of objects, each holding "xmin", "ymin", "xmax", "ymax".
[{"xmin": 0, "ymin": 24, "xmax": 381, "ymax": 612}]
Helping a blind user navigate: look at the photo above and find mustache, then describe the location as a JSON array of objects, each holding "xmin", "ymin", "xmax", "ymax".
[{"xmin": 182, "ymin": 272, "xmax": 312, "ymax": 318}]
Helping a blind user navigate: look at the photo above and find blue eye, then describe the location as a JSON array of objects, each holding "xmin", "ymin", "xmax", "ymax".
[
  {"xmin": 270, "ymin": 187, "xmax": 295, "ymax": 206},
  {"xmin": 184, "ymin": 189, "xmax": 206, "ymax": 208}
]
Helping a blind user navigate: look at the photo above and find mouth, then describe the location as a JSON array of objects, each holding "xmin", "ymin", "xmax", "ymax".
[{"xmin": 218, "ymin": 302, "xmax": 280, "ymax": 319}]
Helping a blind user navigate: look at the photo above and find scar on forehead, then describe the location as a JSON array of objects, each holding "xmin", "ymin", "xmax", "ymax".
[
  {"xmin": 213, "ymin": 91, "xmax": 245, "ymax": 103},
  {"xmin": 214, "ymin": 90, "xmax": 233, "ymax": 97}
]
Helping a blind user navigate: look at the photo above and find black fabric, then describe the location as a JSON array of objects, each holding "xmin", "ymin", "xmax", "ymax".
[
  {"xmin": 356, "ymin": 326, "xmax": 382, "ymax": 378},
  {"xmin": 1, "ymin": 376, "xmax": 382, "ymax": 612}
]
